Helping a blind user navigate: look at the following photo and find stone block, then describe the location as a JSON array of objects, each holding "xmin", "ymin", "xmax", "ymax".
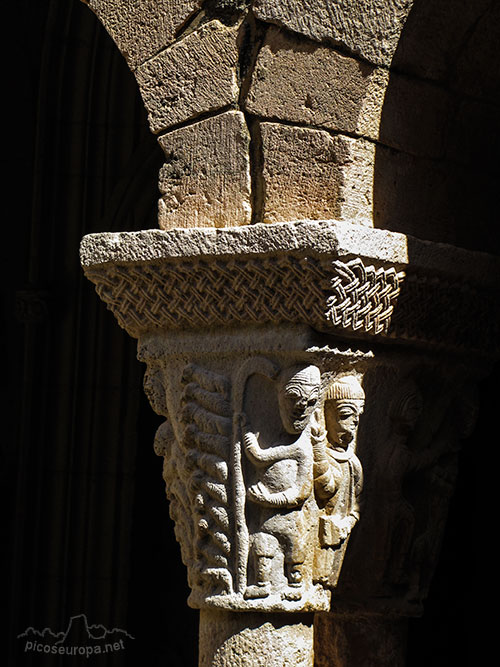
[
  {"xmin": 85, "ymin": 0, "xmax": 204, "ymax": 70},
  {"xmin": 244, "ymin": 27, "xmax": 389, "ymax": 140},
  {"xmin": 136, "ymin": 20, "xmax": 240, "ymax": 134},
  {"xmin": 253, "ymin": 0, "xmax": 415, "ymax": 67},
  {"xmin": 157, "ymin": 110, "xmax": 251, "ymax": 229},
  {"xmin": 259, "ymin": 123, "xmax": 374, "ymax": 224},
  {"xmin": 245, "ymin": 27, "xmax": 449, "ymax": 159},
  {"xmin": 452, "ymin": 1, "xmax": 500, "ymax": 101},
  {"xmin": 391, "ymin": 0, "xmax": 493, "ymax": 83},
  {"xmin": 379, "ymin": 73, "xmax": 450, "ymax": 158},
  {"xmin": 373, "ymin": 146, "xmax": 460, "ymax": 244}
]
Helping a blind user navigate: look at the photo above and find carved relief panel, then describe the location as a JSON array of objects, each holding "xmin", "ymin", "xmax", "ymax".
[
  {"xmin": 138, "ymin": 325, "xmax": 485, "ymax": 618},
  {"xmin": 80, "ymin": 221, "xmax": 499, "ymax": 628},
  {"xmin": 139, "ymin": 328, "xmax": 370, "ymax": 613},
  {"xmin": 331, "ymin": 358, "xmax": 482, "ymax": 616}
]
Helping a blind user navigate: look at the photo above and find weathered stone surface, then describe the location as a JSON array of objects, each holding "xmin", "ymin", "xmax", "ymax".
[
  {"xmin": 259, "ymin": 123, "xmax": 374, "ymax": 224},
  {"xmin": 199, "ymin": 610, "xmax": 314, "ymax": 666},
  {"xmin": 244, "ymin": 27, "xmax": 389, "ymax": 140},
  {"xmin": 139, "ymin": 344, "xmax": 362, "ymax": 614},
  {"xmin": 244, "ymin": 27, "xmax": 449, "ymax": 159},
  {"xmin": 77, "ymin": 3, "xmax": 500, "ymax": 665},
  {"xmin": 80, "ymin": 220, "xmax": 500, "ymax": 355},
  {"xmin": 157, "ymin": 111, "xmax": 251, "ymax": 229},
  {"xmin": 84, "ymin": 0, "xmax": 204, "ymax": 70},
  {"xmin": 80, "ymin": 219, "xmax": 500, "ymax": 293},
  {"xmin": 314, "ymin": 613, "xmax": 408, "ymax": 667},
  {"xmin": 81, "ymin": 211, "xmax": 499, "ymax": 666},
  {"xmin": 253, "ymin": 0, "xmax": 415, "ymax": 67},
  {"xmin": 136, "ymin": 20, "xmax": 240, "ymax": 134}
]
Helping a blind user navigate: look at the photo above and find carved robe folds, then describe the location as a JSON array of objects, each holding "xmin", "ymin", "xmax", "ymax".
[{"xmin": 81, "ymin": 220, "xmax": 500, "ymax": 618}]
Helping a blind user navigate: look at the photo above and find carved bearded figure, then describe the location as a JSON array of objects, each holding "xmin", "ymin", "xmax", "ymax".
[
  {"xmin": 241, "ymin": 364, "xmax": 321, "ymax": 601},
  {"xmin": 313, "ymin": 375, "xmax": 365, "ymax": 586}
]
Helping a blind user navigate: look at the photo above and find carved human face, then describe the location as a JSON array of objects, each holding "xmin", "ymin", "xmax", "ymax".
[
  {"xmin": 278, "ymin": 365, "xmax": 321, "ymax": 434},
  {"xmin": 279, "ymin": 384, "xmax": 320, "ymax": 434},
  {"xmin": 278, "ymin": 382, "xmax": 320, "ymax": 434},
  {"xmin": 324, "ymin": 399, "xmax": 364, "ymax": 449}
]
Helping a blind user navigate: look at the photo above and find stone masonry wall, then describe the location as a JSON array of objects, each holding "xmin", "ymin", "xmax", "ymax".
[{"xmin": 83, "ymin": 0, "xmax": 500, "ymax": 252}]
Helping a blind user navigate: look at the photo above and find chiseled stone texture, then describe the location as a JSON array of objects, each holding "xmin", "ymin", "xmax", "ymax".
[
  {"xmin": 253, "ymin": 0, "xmax": 415, "ymax": 67},
  {"xmin": 136, "ymin": 20, "xmax": 240, "ymax": 134},
  {"xmin": 157, "ymin": 110, "xmax": 252, "ymax": 229},
  {"xmin": 84, "ymin": 0, "xmax": 204, "ymax": 70},
  {"xmin": 260, "ymin": 123, "xmax": 374, "ymax": 225},
  {"xmin": 244, "ymin": 27, "xmax": 389, "ymax": 140},
  {"xmin": 244, "ymin": 27, "xmax": 449, "ymax": 159},
  {"xmin": 199, "ymin": 610, "xmax": 313, "ymax": 667}
]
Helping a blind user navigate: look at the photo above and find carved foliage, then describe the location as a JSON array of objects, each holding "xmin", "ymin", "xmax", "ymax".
[
  {"xmin": 147, "ymin": 343, "xmax": 481, "ymax": 618},
  {"xmin": 178, "ymin": 364, "xmax": 233, "ymax": 597}
]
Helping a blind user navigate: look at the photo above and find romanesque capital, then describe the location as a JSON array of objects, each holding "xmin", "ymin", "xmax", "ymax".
[{"xmin": 81, "ymin": 220, "xmax": 500, "ymax": 623}]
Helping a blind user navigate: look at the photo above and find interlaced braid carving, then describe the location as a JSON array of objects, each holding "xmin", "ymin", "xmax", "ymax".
[
  {"xmin": 390, "ymin": 274, "xmax": 500, "ymax": 352},
  {"xmin": 325, "ymin": 259, "xmax": 402, "ymax": 335},
  {"xmin": 85, "ymin": 254, "xmax": 403, "ymax": 338}
]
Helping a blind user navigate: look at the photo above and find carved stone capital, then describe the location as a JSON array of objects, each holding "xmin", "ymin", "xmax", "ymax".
[
  {"xmin": 81, "ymin": 220, "xmax": 499, "ymax": 660},
  {"xmin": 138, "ymin": 327, "xmax": 374, "ymax": 613}
]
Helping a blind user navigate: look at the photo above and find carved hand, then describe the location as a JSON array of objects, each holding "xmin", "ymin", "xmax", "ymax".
[
  {"xmin": 247, "ymin": 481, "xmax": 299, "ymax": 508},
  {"xmin": 310, "ymin": 410, "xmax": 328, "ymax": 462}
]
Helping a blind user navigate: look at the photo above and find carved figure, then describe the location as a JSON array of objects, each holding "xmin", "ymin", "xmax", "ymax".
[
  {"xmin": 240, "ymin": 364, "xmax": 321, "ymax": 601},
  {"xmin": 313, "ymin": 375, "xmax": 365, "ymax": 586},
  {"xmin": 381, "ymin": 380, "xmax": 424, "ymax": 587}
]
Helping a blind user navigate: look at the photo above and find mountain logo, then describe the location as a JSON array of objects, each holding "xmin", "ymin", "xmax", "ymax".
[{"xmin": 18, "ymin": 614, "xmax": 134, "ymax": 657}]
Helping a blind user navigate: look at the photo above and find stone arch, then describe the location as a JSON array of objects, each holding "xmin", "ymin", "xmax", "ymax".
[
  {"xmin": 373, "ymin": 0, "xmax": 500, "ymax": 253},
  {"xmin": 82, "ymin": 0, "xmax": 421, "ymax": 229},
  {"xmin": 81, "ymin": 0, "xmax": 500, "ymax": 258}
]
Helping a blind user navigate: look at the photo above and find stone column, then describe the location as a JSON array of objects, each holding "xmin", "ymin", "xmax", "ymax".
[
  {"xmin": 80, "ymin": 220, "xmax": 500, "ymax": 665},
  {"xmin": 77, "ymin": 3, "xmax": 500, "ymax": 664}
]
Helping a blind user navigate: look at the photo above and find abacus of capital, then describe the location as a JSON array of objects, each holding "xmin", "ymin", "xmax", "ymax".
[{"xmin": 81, "ymin": 221, "xmax": 500, "ymax": 666}]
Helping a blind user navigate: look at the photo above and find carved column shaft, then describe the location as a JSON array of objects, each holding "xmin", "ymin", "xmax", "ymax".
[{"xmin": 200, "ymin": 611, "xmax": 314, "ymax": 667}]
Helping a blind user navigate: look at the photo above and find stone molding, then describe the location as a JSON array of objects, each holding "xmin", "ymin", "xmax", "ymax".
[{"xmin": 81, "ymin": 220, "xmax": 500, "ymax": 355}]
